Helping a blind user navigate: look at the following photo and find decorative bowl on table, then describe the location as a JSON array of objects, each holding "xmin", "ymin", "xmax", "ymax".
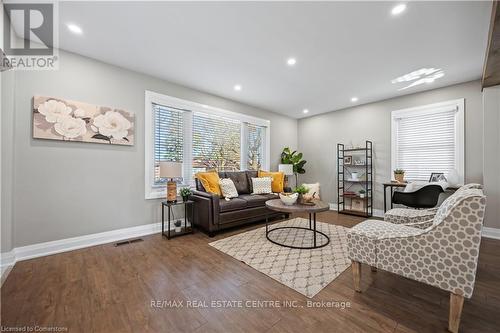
[{"xmin": 279, "ymin": 192, "xmax": 298, "ymax": 205}]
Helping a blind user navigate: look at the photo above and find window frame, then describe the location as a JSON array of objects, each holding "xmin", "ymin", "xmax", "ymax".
[
  {"xmin": 390, "ymin": 98, "xmax": 465, "ymax": 184},
  {"xmin": 145, "ymin": 90, "xmax": 270, "ymax": 199}
]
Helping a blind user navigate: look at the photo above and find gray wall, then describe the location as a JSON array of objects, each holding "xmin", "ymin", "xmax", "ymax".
[
  {"xmin": 1, "ymin": 69, "xmax": 15, "ymax": 252},
  {"xmin": 2, "ymin": 49, "xmax": 298, "ymax": 248},
  {"xmin": 482, "ymin": 86, "xmax": 500, "ymax": 229},
  {"xmin": 297, "ymin": 81, "xmax": 484, "ymax": 218}
]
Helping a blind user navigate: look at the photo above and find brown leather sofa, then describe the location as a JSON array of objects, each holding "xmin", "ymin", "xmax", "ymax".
[{"xmin": 190, "ymin": 170, "xmax": 287, "ymax": 236}]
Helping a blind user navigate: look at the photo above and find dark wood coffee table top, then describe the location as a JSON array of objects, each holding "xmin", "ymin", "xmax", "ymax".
[{"xmin": 265, "ymin": 199, "xmax": 330, "ymax": 213}]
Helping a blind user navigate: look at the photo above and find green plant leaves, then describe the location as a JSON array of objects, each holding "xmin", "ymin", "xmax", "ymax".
[{"xmin": 280, "ymin": 147, "xmax": 307, "ymax": 175}]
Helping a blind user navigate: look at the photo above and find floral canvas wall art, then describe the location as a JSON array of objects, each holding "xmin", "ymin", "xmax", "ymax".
[{"xmin": 33, "ymin": 96, "xmax": 135, "ymax": 145}]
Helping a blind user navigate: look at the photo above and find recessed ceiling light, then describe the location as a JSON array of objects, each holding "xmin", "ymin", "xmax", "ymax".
[
  {"xmin": 351, "ymin": 97, "xmax": 359, "ymax": 102},
  {"xmin": 67, "ymin": 23, "xmax": 83, "ymax": 35},
  {"xmin": 302, "ymin": 109, "xmax": 309, "ymax": 114},
  {"xmin": 287, "ymin": 58, "xmax": 297, "ymax": 66},
  {"xmin": 233, "ymin": 84, "xmax": 242, "ymax": 91},
  {"xmin": 391, "ymin": 4, "xmax": 407, "ymax": 16},
  {"xmin": 391, "ymin": 68, "xmax": 445, "ymax": 91}
]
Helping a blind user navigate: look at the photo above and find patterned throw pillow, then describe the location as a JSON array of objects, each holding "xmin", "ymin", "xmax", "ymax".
[
  {"xmin": 219, "ymin": 178, "xmax": 239, "ymax": 200},
  {"xmin": 251, "ymin": 177, "xmax": 272, "ymax": 194}
]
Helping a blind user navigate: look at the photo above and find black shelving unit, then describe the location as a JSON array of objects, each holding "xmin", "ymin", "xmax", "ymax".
[{"xmin": 337, "ymin": 141, "xmax": 373, "ymax": 217}]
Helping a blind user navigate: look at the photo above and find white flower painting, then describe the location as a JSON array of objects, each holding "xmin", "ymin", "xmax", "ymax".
[{"xmin": 33, "ymin": 96, "xmax": 134, "ymax": 145}]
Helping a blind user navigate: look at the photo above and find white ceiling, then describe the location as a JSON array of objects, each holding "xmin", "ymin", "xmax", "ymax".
[{"xmin": 10, "ymin": 1, "xmax": 492, "ymax": 118}]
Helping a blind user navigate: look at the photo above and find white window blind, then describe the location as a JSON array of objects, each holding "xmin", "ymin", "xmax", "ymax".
[
  {"xmin": 191, "ymin": 112, "xmax": 241, "ymax": 178},
  {"xmin": 392, "ymin": 100, "xmax": 464, "ymax": 183},
  {"xmin": 145, "ymin": 91, "xmax": 270, "ymax": 199},
  {"xmin": 153, "ymin": 103, "xmax": 184, "ymax": 186},
  {"xmin": 244, "ymin": 123, "xmax": 266, "ymax": 170}
]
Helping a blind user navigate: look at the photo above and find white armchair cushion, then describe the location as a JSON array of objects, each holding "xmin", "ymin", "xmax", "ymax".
[
  {"xmin": 347, "ymin": 220, "xmax": 423, "ymax": 266},
  {"xmin": 384, "ymin": 208, "xmax": 437, "ymax": 224}
]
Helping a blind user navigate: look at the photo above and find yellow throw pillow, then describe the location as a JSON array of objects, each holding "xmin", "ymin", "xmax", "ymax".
[
  {"xmin": 258, "ymin": 170, "xmax": 284, "ymax": 193},
  {"xmin": 195, "ymin": 171, "xmax": 221, "ymax": 195}
]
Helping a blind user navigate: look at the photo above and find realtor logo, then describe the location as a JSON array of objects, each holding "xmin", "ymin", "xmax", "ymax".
[{"xmin": 2, "ymin": 2, "xmax": 58, "ymax": 70}]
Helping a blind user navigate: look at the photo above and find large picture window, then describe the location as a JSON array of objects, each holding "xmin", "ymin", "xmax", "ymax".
[
  {"xmin": 391, "ymin": 99, "xmax": 465, "ymax": 183},
  {"xmin": 145, "ymin": 91, "xmax": 270, "ymax": 199}
]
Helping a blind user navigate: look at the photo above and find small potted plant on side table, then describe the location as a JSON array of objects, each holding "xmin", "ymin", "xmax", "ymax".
[
  {"xmin": 294, "ymin": 185, "xmax": 310, "ymax": 204},
  {"xmin": 174, "ymin": 220, "xmax": 182, "ymax": 233},
  {"xmin": 180, "ymin": 187, "xmax": 192, "ymax": 202},
  {"xmin": 359, "ymin": 189, "xmax": 366, "ymax": 198},
  {"xmin": 394, "ymin": 169, "xmax": 405, "ymax": 183}
]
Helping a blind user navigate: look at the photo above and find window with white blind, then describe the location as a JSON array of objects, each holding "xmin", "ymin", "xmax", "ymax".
[
  {"xmin": 153, "ymin": 103, "xmax": 184, "ymax": 186},
  {"xmin": 145, "ymin": 91, "xmax": 270, "ymax": 199},
  {"xmin": 391, "ymin": 99, "xmax": 465, "ymax": 183},
  {"xmin": 192, "ymin": 112, "xmax": 241, "ymax": 176},
  {"xmin": 244, "ymin": 123, "xmax": 266, "ymax": 171}
]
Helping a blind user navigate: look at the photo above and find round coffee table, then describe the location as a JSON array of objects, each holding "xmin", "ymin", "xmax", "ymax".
[{"xmin": 265, "ymin": 199, "xmax": 330, "ymax": 249}]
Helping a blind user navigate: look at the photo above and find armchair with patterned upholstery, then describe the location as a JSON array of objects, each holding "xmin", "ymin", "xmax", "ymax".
[{"xmin": 347, "ymin": 188, "xmax": 486, "ymax": 333}]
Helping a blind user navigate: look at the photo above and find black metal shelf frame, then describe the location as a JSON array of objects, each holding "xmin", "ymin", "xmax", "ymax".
[{"xmin": 337, "ymin": 141, "xmax": 373, "ymax": 218}]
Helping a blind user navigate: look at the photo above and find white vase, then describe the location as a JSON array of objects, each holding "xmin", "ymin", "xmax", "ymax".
[
  {"xmin": 175, "ymin": 225, "xmax": 182, "ymax": 233},
  {"xmin": 351, "ymin": 172, "xmax": 359, "ymax": 181}
]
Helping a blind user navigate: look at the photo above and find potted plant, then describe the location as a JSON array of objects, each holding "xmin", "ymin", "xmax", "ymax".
[
  {"xmin": 174, "ymin": 220, "xmax": 182, "ymax": 233},
  {"xmin": 280, "ymin": 147, "xmax": 307, "ymax": 186},
  {"xmin": 294, "ymin": 185, "xmax": 310, "ymax": 204},
  {"xmin": 180, "ymin": 187, "xmax": 192, "ymax": 202},
  {"xmin": 394, "ymin": 169, "xmax": 405, "ymax": 183},
  {"xmin": 359, "ymin": 189, "xmax": 366, "ymax": 198}
]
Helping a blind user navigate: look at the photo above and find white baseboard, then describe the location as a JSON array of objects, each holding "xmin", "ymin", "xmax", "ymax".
[
  {"xmin": 482, "ymin": 227, "xmax": 500, "ymax": 240},
  {"xmin": 0, "ymin": 221, "xmax": 164, "ymax": 282},
  {"xmin": 0, "ymin": 251, "xmax": 16, "ymax": 285},
  {"xmin": 329, "ymin": 203, "xmax": 384, "ymax": 218}
]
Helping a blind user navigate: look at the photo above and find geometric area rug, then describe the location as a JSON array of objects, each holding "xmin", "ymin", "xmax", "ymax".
[{"xmin": 209, "ymin": 218, "xmax": 351, "ymax": 298}]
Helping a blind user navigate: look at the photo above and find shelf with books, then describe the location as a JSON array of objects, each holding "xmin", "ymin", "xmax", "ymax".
[{"xmin": 337, "ymin": 141, "xmax": 373, "ymax": 218}]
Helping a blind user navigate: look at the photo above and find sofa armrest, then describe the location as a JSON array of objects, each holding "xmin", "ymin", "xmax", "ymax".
[{"xmin": 190, "ymin": 190, "xmax": 220, "ymax": 233}]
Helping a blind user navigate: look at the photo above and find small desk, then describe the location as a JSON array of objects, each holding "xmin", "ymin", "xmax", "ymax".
[
  {"xmin": 382, "ymin": 182, "xmax": 460, "ymax": 212},
  {"xmin": 383, "ymin": 182, "xmax": 407, "ymax": 212}
]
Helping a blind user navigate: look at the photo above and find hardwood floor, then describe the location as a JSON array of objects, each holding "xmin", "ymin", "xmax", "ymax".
[{"xmin": 1, "ymin": 211, "xmax": 499, "ymax": 332}]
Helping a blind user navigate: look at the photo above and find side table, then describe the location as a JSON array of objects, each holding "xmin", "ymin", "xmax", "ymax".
[{"xmin": 161, "ymin": 199, "xmax": 194, "ymax": 239}]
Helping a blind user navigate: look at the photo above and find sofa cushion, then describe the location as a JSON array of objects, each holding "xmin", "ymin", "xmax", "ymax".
[
  {"xmin": 239, "ymin": 193, "xmax": 277, "ymax": 208},
  {"xmin": 195, "ymin": 171, "xmax": 221, "ymax": 195},
  {"xmin": 258, "ymin": 170, "xmax": 285, "ymax": 193},
  {"xmin": 224, "ymin": 171, "xmax": 251, "ymax": 194},
  {"xmin": 219, "ymin": 178, "xmax": 239, "ymax": 199},
  {"xmin": 219, "ymin": 198, "xmax": 247, "ymax": 212}
]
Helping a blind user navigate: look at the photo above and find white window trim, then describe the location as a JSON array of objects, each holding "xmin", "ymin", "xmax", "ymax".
[
  {"xmin": 390, "ymin": 98, "xmax": 465, "ymax": 184},
  {"xmin": 145, "ymin": 90, "xmax": 271, "ymax": 199}
]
